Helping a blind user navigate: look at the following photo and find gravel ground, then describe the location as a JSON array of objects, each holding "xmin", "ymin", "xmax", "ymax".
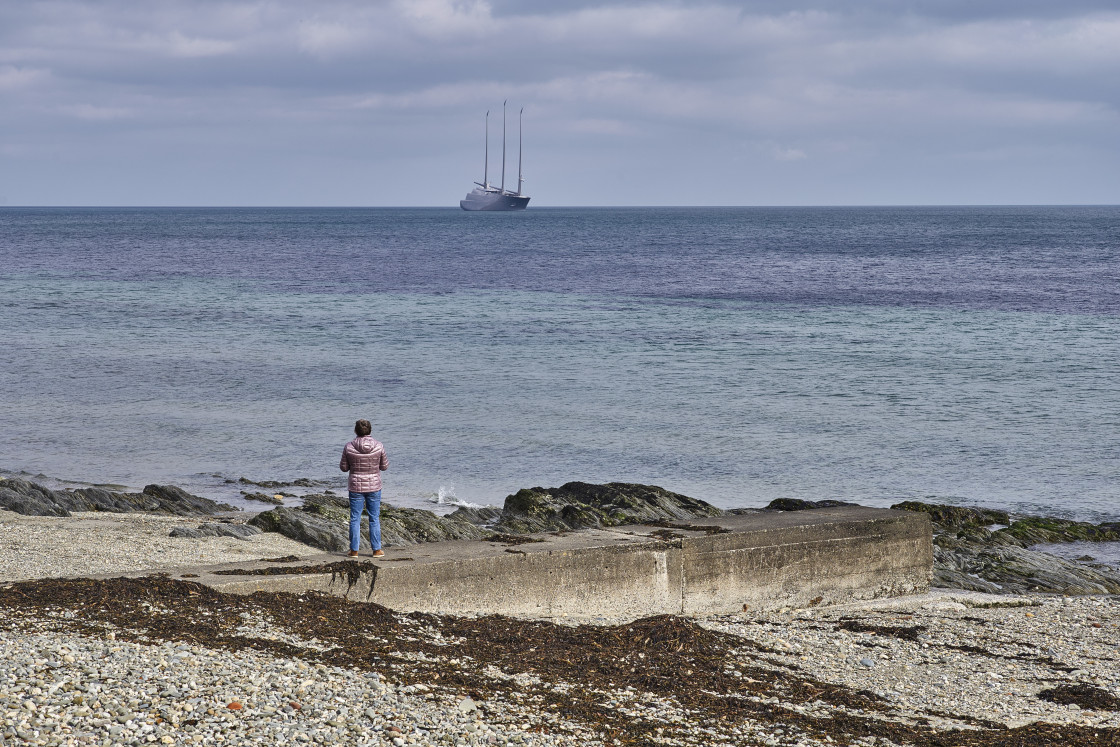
[
  {"xmin": 1, "ymin": 512, "xmax": 1118, "ymax": 746},
  {"xmin": 0, "ymin": 510, "xmax": 314, "ymax": 583},
  {"xmin": 704, "ymin": 594, "xmax": 1120, "ymax": 733}
]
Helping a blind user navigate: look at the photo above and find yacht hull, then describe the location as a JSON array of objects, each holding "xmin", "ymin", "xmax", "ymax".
[{"xmin": 460, "ymin": 193, "xmax": 530, "ymax": 211}]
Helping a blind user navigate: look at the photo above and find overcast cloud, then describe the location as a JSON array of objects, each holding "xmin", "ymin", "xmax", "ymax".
[{"xmin": 1, "ymin": 1, "xmax": 1118, "ymax": 205}]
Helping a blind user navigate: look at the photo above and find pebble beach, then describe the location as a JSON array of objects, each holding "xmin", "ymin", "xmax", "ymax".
[{"xmin": 2, "ymin": 510, "xmax": 1119, "ymax": 746}]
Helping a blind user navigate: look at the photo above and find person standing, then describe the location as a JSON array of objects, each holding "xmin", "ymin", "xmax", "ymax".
[{"xmin": 339, "ymin": 419, "xmax": 389, "ymax": 558}]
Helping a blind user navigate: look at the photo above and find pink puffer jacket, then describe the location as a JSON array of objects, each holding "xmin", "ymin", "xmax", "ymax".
[{"xmin": 339, "ymin": 436, "xmax": 388, "ymax": 492}]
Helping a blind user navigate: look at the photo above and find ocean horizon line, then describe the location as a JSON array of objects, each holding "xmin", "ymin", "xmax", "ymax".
[{"xmin": 3, "ymin": 203, "xmax": 1119, "ymax": 210}]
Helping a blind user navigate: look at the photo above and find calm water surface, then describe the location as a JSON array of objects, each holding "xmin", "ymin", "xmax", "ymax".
[{"xmin": 1, "ymin": 207, "xmax": 1117, "ymax": 520}]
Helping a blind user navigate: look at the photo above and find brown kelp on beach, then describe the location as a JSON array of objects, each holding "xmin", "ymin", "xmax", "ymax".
[{"xmin": 2, "ymin": 576, "xmax": 1117, "ymax": 746}]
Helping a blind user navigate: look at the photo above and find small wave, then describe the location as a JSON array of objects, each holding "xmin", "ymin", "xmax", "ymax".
[{"xmin": 426, "ymin": 485, "xmax": 485, "ymax": 509}]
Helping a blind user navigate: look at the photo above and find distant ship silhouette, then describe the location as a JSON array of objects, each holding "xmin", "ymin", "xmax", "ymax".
[{"xmin": 461, "ymin": 101, "xmax": 529, "ymax": 211}]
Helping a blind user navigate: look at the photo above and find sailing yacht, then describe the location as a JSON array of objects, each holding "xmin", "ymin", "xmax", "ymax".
[{"xmin": 461, "ymin": 101, "xmax": 530, "ymax": 211}]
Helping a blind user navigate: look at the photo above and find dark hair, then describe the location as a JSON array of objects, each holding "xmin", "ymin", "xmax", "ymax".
[{"xmin": 354, "ymin": 419, "xmax": 372, "ymax": 437}]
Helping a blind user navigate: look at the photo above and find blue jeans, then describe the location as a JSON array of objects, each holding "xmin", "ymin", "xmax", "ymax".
[{"xmin": 348, "ymin": 490, "xmax": 382, "ymax": 552}]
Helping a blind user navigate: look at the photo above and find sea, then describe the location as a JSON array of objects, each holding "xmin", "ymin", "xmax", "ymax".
[{"xmin": 1, "ymin": 206, "xmax": 1118, "ymax": 524}]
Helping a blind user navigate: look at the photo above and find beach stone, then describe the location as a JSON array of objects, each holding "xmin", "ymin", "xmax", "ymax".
[{"xmin": 493, "ymin": 482, "xmax": 723, "ymax": 534}]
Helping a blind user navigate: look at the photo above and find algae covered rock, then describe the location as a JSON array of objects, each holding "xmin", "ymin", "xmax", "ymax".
[
  {"xmin": 890, "ymin": 500, "xmax": 1120, "ymax": 595},
  {"xmin": 890, "ymin": 501, "xmax": 1010, "ymax": 529},
  {"xmin": 494, "ymin": 482, "xmax": 723, "ymax": 534},
  {"xmin": 248, "ymin": 492, "xmax": 492, "ymax": 551},
  {"xmin": 999, "ymin": 516, "xmax": 1120, "ymax": 546}
]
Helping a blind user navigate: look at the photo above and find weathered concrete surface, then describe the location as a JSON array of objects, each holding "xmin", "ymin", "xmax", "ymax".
[{"xmin": 167, "ymin": 506, "xmax": 932, "ymax": 618}]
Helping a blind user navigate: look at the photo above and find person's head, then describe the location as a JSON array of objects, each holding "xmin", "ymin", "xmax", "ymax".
[{"xmin": 354, "ymin": 419, "xmax": 372, "ymax": 437}]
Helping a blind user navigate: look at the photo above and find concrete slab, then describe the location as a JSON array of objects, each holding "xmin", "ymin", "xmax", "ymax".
[{"xmin": 151, "ymin": 506, "xmax": 932, "ymax": 619}]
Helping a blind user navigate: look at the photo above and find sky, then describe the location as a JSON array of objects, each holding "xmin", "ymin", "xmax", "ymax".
[{"xmin": 1, "ymin": 1, "xmax": 1118, "ymax": 207}]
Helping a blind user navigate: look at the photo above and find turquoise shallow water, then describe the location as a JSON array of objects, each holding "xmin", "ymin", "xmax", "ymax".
[{"xmin": 1, "ymin": 207, "xmax": 1118, "ymax": 520}]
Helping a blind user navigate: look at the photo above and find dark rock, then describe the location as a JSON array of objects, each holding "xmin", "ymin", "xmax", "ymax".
[
  {"xmin": 239, "ymin": 476, "xmax": 286, "ymax": 488},
  {"xmin": 889, "ymin": 501, "xmax": 1010, "ymax": 528},
  {"xmin": 136, "ymin": 485, "xmax": 237, "ymax": 515},
  {"xmin": 766, "ymin": 498, "xmax": 858, "ymax": 511},
  {"xmin": 67, "ymin": 487, "xmax": 152, "ymax": 513},
  {"xmin": 243, "ymin": 492, "xmax": 284, "ymax": 505},
  {"xmin": 933, "ymin": 542, "xmax": 1120, "ymax": 595},
  {"xmin": 381, "ymin": 505, "xmax": 491, "ymax": 546},
  {"xmin": 892, "ymin": 500, "xmax": 1120, "ymax": 595},
  {"xmin": 249, "ymin": 506, "xmax": 354, "ymax": 552},
  {"xmin": 169, "ymin": 524, "xmax": 262, "ymax": 540},
  {"xmin": 447, "ymin": 505, "xmax": 502, "ymax": 526},
  {"xmin": 493, "ymin": 482, "xmax": 723, "ymax": 534},
  {"xmin": 238, "ymin": 476, "xmax": 324, "ymax": 489},
  {"xmin": 248, "ymin": 494, "xmax": 492, "ymax": 551},
  {"xmin": 0, "ymin": 479, "xmax": 71, "ymax": 517},
  {"xmin": 1000, "ymin": 516, "xmax": 1120, "ymax": 545},
  {"xmin": 0, "ymin": 478, "xmax": 234, "ymax": 517}
]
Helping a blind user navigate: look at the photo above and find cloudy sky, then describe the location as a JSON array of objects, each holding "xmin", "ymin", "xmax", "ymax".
[{"xmin": 2, "ymin": 1, "xmax": 1118, "ymax": 206}]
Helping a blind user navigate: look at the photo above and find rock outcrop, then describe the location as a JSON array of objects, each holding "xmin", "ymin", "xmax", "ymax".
[
  {"xmin": 0, "ymin": 478, "xmax": 236, "ymax": 517},
  {"xmin": 248, "ymin": 493, "xmax": 492, "ymax": 552},
  {"xmin": 249, "ymin": 482, "xmax": 725, "ymax": 551},
  {"xmin": 490, "ymin": 482, "xmax": 724, "ymax": 534},
  {"xmin": 896, "ymin": 501, "xmax": 1120, "ymax": 595}
]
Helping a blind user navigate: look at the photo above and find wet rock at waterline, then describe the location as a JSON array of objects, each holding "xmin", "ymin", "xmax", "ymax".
[
  {"xmin": 248, "ymin": 493, "xmax": 492, "ymax": 552},
  {"xmin": 491, "ymin": 481, "xmax": 724, "ymax": 534},
  {"xmin": 0, "ymin": 477, "xmax": 237, "ymax": 517}
]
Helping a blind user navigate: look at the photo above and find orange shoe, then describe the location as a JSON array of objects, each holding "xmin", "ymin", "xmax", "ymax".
[
  {"xmin": 348, "ymin": 550, "xmax": 359, "ymax": 557},
  {"xmin": 371, "ymin": 549, "xmax": 385, "ymax": 558}
]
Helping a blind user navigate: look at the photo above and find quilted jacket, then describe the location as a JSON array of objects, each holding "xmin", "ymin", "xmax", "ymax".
[{"xmin": 339, "ymin": 436, "xmax": 388, "ymax": 492}]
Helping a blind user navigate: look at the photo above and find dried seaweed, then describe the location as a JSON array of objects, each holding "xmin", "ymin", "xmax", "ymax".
[
  {"xmin": 485, "ymin": 533, "xmax": 545, "ymax": 546},
  {"xmin": 0, "ymin": 577, "xmax": 1116, "ymax": 747},
  {"xmin": 836, "ymin": 619, "xmax": 928, "ymax": 642},
  {"xmin": 1038, "ymin": 684, "xmax": 1120, "ymax": 711},
  {"xmin": 643, "ymin": 520, "xmax": 731, "ymax": 535}
]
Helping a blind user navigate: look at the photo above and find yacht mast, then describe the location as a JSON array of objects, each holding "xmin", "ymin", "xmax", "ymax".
[
  {"xmin": 483, "ymin": 110, "xmax": 489, "ymax": 189},
  {"xmin": 500, "ymin": 100, "xmax": 507, "ymax": 194},
  {"xmin": 517, "ymin": 107, "xmax": 524, "ymax": 196}
]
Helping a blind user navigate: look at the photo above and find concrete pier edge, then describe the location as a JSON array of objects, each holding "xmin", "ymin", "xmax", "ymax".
[{"xmin": 138, "ymin": 507, "xmax": 933, "ymax": 619}]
